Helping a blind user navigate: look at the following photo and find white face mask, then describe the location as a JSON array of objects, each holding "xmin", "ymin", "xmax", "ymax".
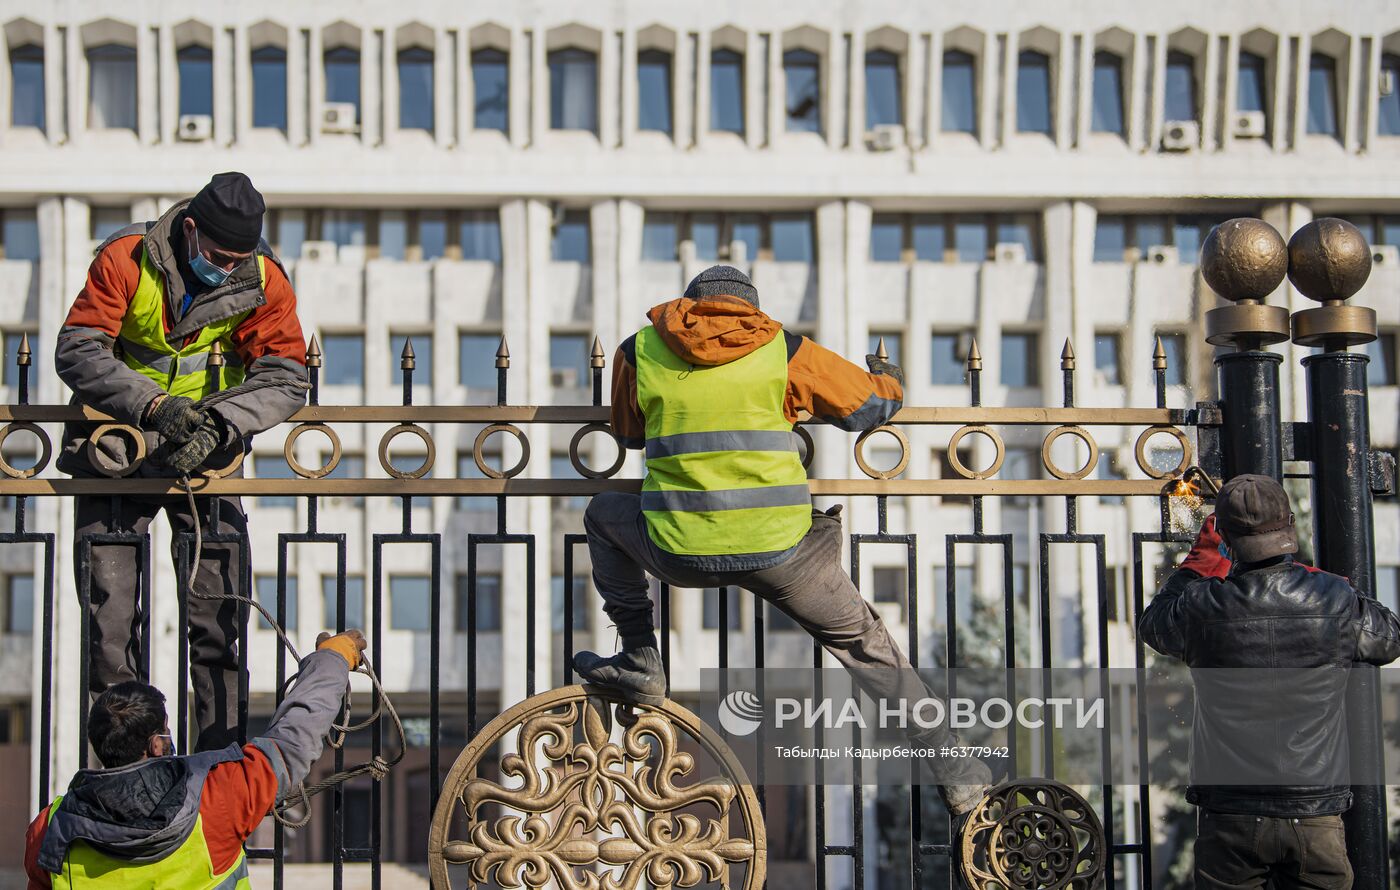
[{"xmin": 188, "ymin": 229, "xmax": 233, "ymax": 287}]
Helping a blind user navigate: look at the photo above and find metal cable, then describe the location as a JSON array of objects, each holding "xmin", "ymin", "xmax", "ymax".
[{"xmin": 180, "ymin": 475, "xmax": 406, "ymax": 828}]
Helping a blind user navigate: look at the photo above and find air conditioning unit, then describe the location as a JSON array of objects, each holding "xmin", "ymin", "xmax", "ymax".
[
  {"xmin": 550, "ymin": 369, "xmax": 578, "ymax": 388},
  {"xmin": 1382, "ymin": 68, "xmax": 1396, "ymax": 98},
  {"xmin": 337, "ymin": 244, "xmax": 366, "ymax": 265},
  {"xmin": 1232, "ymin": 110, "xmax": 1266, "ymax": 139},
  {"xmin": 322, "ymin": 102, "xmax": 359, "ymax": 134},
  {"xmin": 993, "ymin": 242, "xmax": 1026, "ymax": 264},
  {"xmin": 177, "ymin": 114, "xmax": 213, "ymax": 142},
  {"xmin": 1142, "ymin": 244, "xmax": 1178, "ymax": 265},
  {"xmin": 1373, "ymin": 244, "xmax": 1399, "ymax": 266},
  {"xmin": 1161, "ymin": 120, "xmax": 1199, "ymax": 151},
  {"xmin": 864, "ymin": 124, "xmax": 905, "ymax": 152},
  {"xmin": 300, "ymin": 241, "xmax": 338, "ymax": 263}
]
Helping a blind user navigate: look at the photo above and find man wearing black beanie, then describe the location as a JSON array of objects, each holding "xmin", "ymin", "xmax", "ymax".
[{"xmin": 54, "ymin": 172, "xmax": 309, "ymax": 751}]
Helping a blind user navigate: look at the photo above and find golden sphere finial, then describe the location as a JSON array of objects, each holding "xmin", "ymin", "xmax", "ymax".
[
  {"xmin": 1286, "ymin": 217, "xmax": 1372, "ymax": 303},
  {"xmin": 1200, "ymin": 218, "xmax": 1289, "ymax": 303}
]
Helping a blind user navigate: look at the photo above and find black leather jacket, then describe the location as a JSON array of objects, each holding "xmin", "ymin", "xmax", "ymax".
[{"xmin": 1140, "ymin": 557, "xmax": 1400, "ymax": 817}]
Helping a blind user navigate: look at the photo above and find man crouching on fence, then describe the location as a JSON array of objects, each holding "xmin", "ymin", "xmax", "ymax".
[
  {"xmin": 572, "ymin": 265, "xmax": 992, "ymax": 816},
  {"xmin": 23, "ymin": 630, "xmax": 364, "ymax": 889},
  {"xmin": 1140, "ymin": 475, "xmax": 1400, "ymax": 889}
]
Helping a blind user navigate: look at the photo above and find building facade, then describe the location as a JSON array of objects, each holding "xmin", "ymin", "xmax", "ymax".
[{"xmin": 0, "ymin": 0, "xmax": 1398, "ymax": 884}]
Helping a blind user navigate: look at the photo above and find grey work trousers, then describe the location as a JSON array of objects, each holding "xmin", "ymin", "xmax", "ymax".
[
  {"xmin": 583, "ymin": 491, "xmax": 952, "ymax": 747},
  {"xmin": 74, "ymin": 493, "xmax": 247, "ymax": 752}
]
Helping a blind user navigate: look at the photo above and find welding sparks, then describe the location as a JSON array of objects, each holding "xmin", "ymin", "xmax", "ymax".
[{"xmin": 1168, "ymin": 473, "xmax": 1209, "ymax": 531}]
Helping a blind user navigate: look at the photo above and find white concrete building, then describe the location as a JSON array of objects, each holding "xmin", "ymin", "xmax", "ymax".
[{"xmin": 0, "ymin": 0, "xmax": 1397, "ymax": 883}]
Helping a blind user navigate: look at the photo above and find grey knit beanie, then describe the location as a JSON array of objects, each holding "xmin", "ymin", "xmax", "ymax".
[{"xmin": 682, "ymin": 265, "xmax": 759, "ymax": 307}]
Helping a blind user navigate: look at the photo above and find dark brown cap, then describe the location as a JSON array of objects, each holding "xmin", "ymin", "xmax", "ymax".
[{"xmin": 1216, "ymin": 474, "xmax": 1298, "ymax": 562}]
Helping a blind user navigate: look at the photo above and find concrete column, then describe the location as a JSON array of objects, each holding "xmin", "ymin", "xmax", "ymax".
[
  {"xmin": 1000, "ymin": 31, "xmax": 1017, "ymax": 147},
  {"xmin": 1292, "ymin": 33, "xmax": 1311, "ymax": 150},
  {"xmin": 146, "ymin": 23, "xmax": 168, "ymax": 144},
  {"xmin": 694, "ymin": 30, "xmax": 711, "ymax": 148},
  {"xmin": 513, "ymin": 27, "xmax": 533, "ymax": 148},
  {"xmin": 1075, "ymin": 32, "xmax": 1093, "ymax": 148},
  {"xmin": 1055, "ymin": 30, "xmax": 1073, "ymax": 149},
  {"xmin": 44, "ymin": 24, "xmax": 65, "ymax": 144},
  {"xmin": 1040, "ymin": 202, "xmax": 1075, "ymax": 404},
  {"xmin": 619, "ymin": 29, "xmax": 637, "ymax": 146},
  {"xmin": 1201, "ymin": 33, "xmax": 1220, "ymax": 151},
  {"xmin": 65, "ymin": 26, "xmax": 81, "ymax": 143},
  {"xmin": 599, "ymin": 30, "xmax": 620, "ymax": 148},
  {"xmin": 213, "ymin": 26, "xmax": 234, "ymax": 146},
  {"xmin": 675, "ymin": 32, "xmax": 694, "ymax": 148},
  {"xmin": 306, "ymin": 28, "xmax": 323, "ymax": 147},
  {"xmin": 1270, "ymin": 31, "xmax": 1289, "ymax": 153},
  {"xmin": 1149, "ymin": 34, "xmax": 1167, "ymax": 150},
  {"xmin": 232, "ymin": 25, "xmax": 252, "ymax": 142},
  {"xmin": 614, "ymin": 200, "xmax": 645, "ymax": 352},
  {"xmin": 826, "ymin": 30, "xmax": 844, "ymax": 149},
  {"xmin": 1068, "ymin": 201, "xmax": 1098, "ymax": 400},
  {"xmin": 1127, "ymin": 32, "xmax": 1147, "ymax": 152},
  {"xmin": 847, "ymin": 29, "xmax": 865, "ymax": 148},
  {"xmin": 815, "ymin": 200, "xmax": 850, "ymax": 484},
  {"xmin": 979, "ymin": 31, "xmax": 997, "ymax": 148},
  {"xmin": 1344, "ymin": 33, "xmax": 1363, "ymax": 152},
  {"xmin": 908, "ymin": 33, "xmax": 928, "ymax": 148},
  {"xmin": 1362, "ymin": 33, "xmax": 1382, "ymax": 152},
  {"xmin": 376, "ymin": 29, "xmax": 393, "ymax": 146},
  {"xmin": 435, "ymin": 28, "xmax": 453, "ymax": 148},
  {"xmin": 926, "ymin": 31, "xmax": 942, "ymax": 149},
  {"xmin": 529, "ymin": 28, "xmax": 547, "ymax": 146},
  {"xmin": 457, "ymin": 29, "xmax": 474, "ymax": 141},
  {"xmin": 753, "ymin": 30, "xmax": 770, "ymax": 148},
  {"xmin": 1220, "ymin": 33, "xmax": 1239, "ymax": 152}
]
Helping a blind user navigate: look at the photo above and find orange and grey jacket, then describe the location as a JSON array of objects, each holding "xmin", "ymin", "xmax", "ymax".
[{"xmin": 612, "ymin": 295, "xmax": 903, "ymax": 450}]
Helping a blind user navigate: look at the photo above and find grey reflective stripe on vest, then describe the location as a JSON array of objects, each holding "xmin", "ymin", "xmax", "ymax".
[
  {"xmin": 118, "ymin": 337, "xmax": 175, "ymax": 374},
  {"xmin": 641, "ymin": 484, "xmax": 811, "ymax": 512},
  {"xmin": 645, "ymin": 430, "xmax": 801, "ymax": 461},
  {"xmin": 211, "ymin": 857, "xmax": 249, "ymax": 889}
]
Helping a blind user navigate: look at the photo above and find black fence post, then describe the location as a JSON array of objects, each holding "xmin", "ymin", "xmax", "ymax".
[{"xmin": 1289, "ymin": 218, "xmax": 1388, "ymax": 889}]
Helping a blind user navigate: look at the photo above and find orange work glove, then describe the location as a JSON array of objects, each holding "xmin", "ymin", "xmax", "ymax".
[{"xmin": 316, "ymin": 629, "xmax": 367, "ymax": 670}]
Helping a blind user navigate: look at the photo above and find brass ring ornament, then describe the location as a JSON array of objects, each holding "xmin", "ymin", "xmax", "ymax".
[
  {"xmin": 1040, "ymin": 426, "xmax": 1099, "ymax": 481},
  {"xmin": 946, "ymin": 425, "xmax": 1007, "ymax": 480},
  {"xmin": 1134, "ymin": 425, "xmax": 1193, "ymax": 480},
  {"xmin": 84, "ymin": 423, "xmax": 147, "ymax": 479},
  {"xmin": 377, "ymin": 424, "xmax": 435, "ymax": 480},
  {"xmin": 199, "ymin": 442, "xmax": 246, "ymax": 480},
  {"xmin": 959, "ymin": 780, "xmax": 1105, "ymax": 890},
  {"xmin": 0, "ymin": 422, "xmax": 51, "ymax": 479},
  {"xmin": 283, "ymin": 423, "xmax": 343, "ymax": 479},
  {"xmin": 473, "ymin": 423, "xmax": 530, "ymax": 479},
  {"xmin": 428, "ymin": 685, "xmax": 766, "ymax": 890},
  {"xmin": 854, "ymin": 425, "xmax": 910, "ymax": 480},
  {"xmin": 567, "ymin": 422, "xmax": 625, "ymax": 479}
]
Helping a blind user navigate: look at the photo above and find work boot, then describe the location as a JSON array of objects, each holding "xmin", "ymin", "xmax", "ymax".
[{"xmin": 573, "ymin": 646, "xmax": 667, "ymax": 707}]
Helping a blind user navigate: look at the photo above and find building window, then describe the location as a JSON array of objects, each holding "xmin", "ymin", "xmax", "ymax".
[
  {"xmin": 251, "ymin": 45, "xmax": 287, "ymax": 130},
  {"xmin": 321, "ymin": 576, "xmax": 365, "ymax": 631},
  {"xmin": 942, "ymin": 50, "xmax": 977, "ymax": 134},
  {"xmin": 549, "ymin": 47, "xmax": 598, "ymax": 133},
  {"xmin": 319, "ymin": 333, "xmax": 364, "ymax": 387},
  {"xmin": 1365, "ymin": 328, "xmax": 1396, "ymax": 387},
  {"xmin": 1307, "ymin": 53, "xmax": 1339, "ymax": 137},
  {"xmin": 868, "ymin": 332, "xmax": 902, "ymax": 365},
  {"xmin": 688, "ymin": 213, "xmax": 720, "ymax": 259},
  {"xmin": 87, "ymin": 43, "xmax": 138, "ymax": 130},
  {"xmin": 934, "ymin": 565, "xmax": 977, "ymax": 625},
  {"xmin": 419, "ymin": 211, "xmax": 447, "ymax": 259},
  {"xmin": 1094, "ymin": 333, "xmax": 1122, "ymax": 385},
  {"xmin": 1094, "ymin": 213, "xmax": 1233, "ymax": 263},
  {"xmin": 1097, "ymin": 454, "xmax": 1125, "ymax": 506},
  {"xmin": 1380, "ymin": 54, "xmax": 1400, "ymax": 137},
  {"xmin": 702, "ymin": 587, "xmax": 742, "ymax": 630},
  {"xmin": 253, "ymin": 454, "xmax": 296, "ymax": 508},
  {"xmin": 459, "ymin": 210, "xmax": 501, "ymax": 261},
  {"xmin": 1238, "ymin": 51, "xmax": 1267, "ymax": 114},
  {"xmin": 1002, "ymin": 448, "xmax": 1039, "ymax": 507},
  {"xmin": 1093, "ymin": 216, "xmax": 1126, "ymax": 262},
  {"xmin": 710, "ymin": 48, "xmax": 745, "ymax": 135},
  {"xmin": 954, "ymin": 217, "xmax": 988, "ymax": 263},
  {"xmin": 398, "ymin": 46, "xmax": 435, "ymax": 131},
  {"xmin": 256, "ymin": 576, "xmax": 297, "ymax": 631},
  {"xmin": 1016, "ymin": 50, "xmax": 1052, "ymax": 134},
  {"xmin": 1156, "ymin": 332, "xmax": 1187, "ymax": 386},
  {"xmin": 638, "ymin": 49, "xmax": 672, "ymax": 134},
  {"xmin": 9, "ymin": 43, "xmax": 44, "ymax": 130},
  {"xmin": 870, "ymin": 214, "xmax": 904, "ymax": 262},
  {"xmin": 324, "ymin": 45, "xmax": 361, "ymax": 123},
  {"xmin": 472, "ymin": 48, "xmax": 508, "ymax": 133},
  {"xmin": 322, "ymin": 453, "xmax": 365, "ymax": 508},
  {"xmin": 4, "ymin": 575, "xmax": 33, "ymax": 634},
  {"xmin": 390, "ymin": 333, "xmax": 432, "ymax": 386},
  {"xmin": 90, "ymin": 206, "xmax": 130, "ymax": 244},
  {"xmin": 1091, "ymin": 51, "xmax": 1124, "ymax": 135},
  {"xmin": 1001, "ymin": 332, "xmax": 1039, "ymax": 388},
  {"xmin": 1378, "ymin": 566, "xmax": 1399, "ymax": 612},
  {"xmin": 460, "ymin": 332, "xmax": 501, "ymax": 390},
  {"xmin": 995, "ymin": 215, "xmax": 1040, "ymax": 263},
  {"xmin": 552, "ymin": 575, "xmax": 590, "ymax": 632},
  {"xmin": 552, "ymin": 210, "xmax": 591, "ymax": 262},
  {"xmin": 732, "ymin": 214, "xmax": 761, "ymax": 260},
  {"xmin": 379, "ymin": 212, "xmax": 408, "ymax": 260},
  {"xmin": 912, "ymin": 214, "xmax": 945, "ymax": 260},
  {"xmin": 931, "ymin": 331, "xmax": 971, "ymax": 386},
  {"xmin": 0, "ymin": 209, "xmax": 40, "ymax": 262},
  {"xmin": 455, "ymin": 573, "xmax": 502, "ymax": 632},
  {"xmin": 872, "ymin": 567, "xmax": 906, "ymax": 617},
  {"xmin": 320, "ymin": 209, "xmax": 366, "ymax": 248},
  {"xmin": 770, "ymin": 213, "xmax": 814, "ymax": 262},
  {"xmin": 784, "ymin": 49, "xmax": 821, "ymax": 134},
  {"xmin": 390, "ymin": 575, "xmax": 432, "ymax": 631},
  {"xmin": 865, "ymin": 49, "xmax": 901, "ymax": 128},
  {"xmin": 936, "ymin": 447, "xmax": 974, "ymax": 505},
  {"xmin": 549, "ymin": 453, "xmax": 588, "ymax": 511},
  {"xmin": 642, "ymin": 212, "xmax": 678, "ymax": 261},
  {"xmin": 177, "ymin": 44, "xmax": 213, "ymax": 117},
  {"xmin": 457, "ymin": 449, "xmax": 499, "ymax": 513},
  {"xmin": 1164, "ymin": 51, "xmax": 1197, "ymax": 122},
  {"xmin": 550, "ymin": 334, "xmax": 591, "ymax": 390}
]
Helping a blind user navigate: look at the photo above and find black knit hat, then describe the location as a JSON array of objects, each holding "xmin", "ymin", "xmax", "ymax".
[
  {"xmin": 188, "ymin": 172, "xmax": 265, "ymax": 253},
  {"xmin": 683, "ymin": 265, "xmax": 759, "ymax": 307}
]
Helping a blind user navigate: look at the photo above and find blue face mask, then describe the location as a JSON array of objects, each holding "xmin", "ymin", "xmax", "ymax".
[{"xmin": 188, "ymin": 230, "xmax": 233, "ymax": 288}]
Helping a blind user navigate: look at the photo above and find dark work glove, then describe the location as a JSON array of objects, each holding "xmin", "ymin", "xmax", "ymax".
[
  {"xmin": 163, "ymin": 413, "xmax": 222, "ymax": 476},
  {"xmin": 144, "ymin": 395, "xmax": 206, "ymax": 445},
  {"xmin": 865, "ymin": 354, "xmax": 905, "ymax": 386}
]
